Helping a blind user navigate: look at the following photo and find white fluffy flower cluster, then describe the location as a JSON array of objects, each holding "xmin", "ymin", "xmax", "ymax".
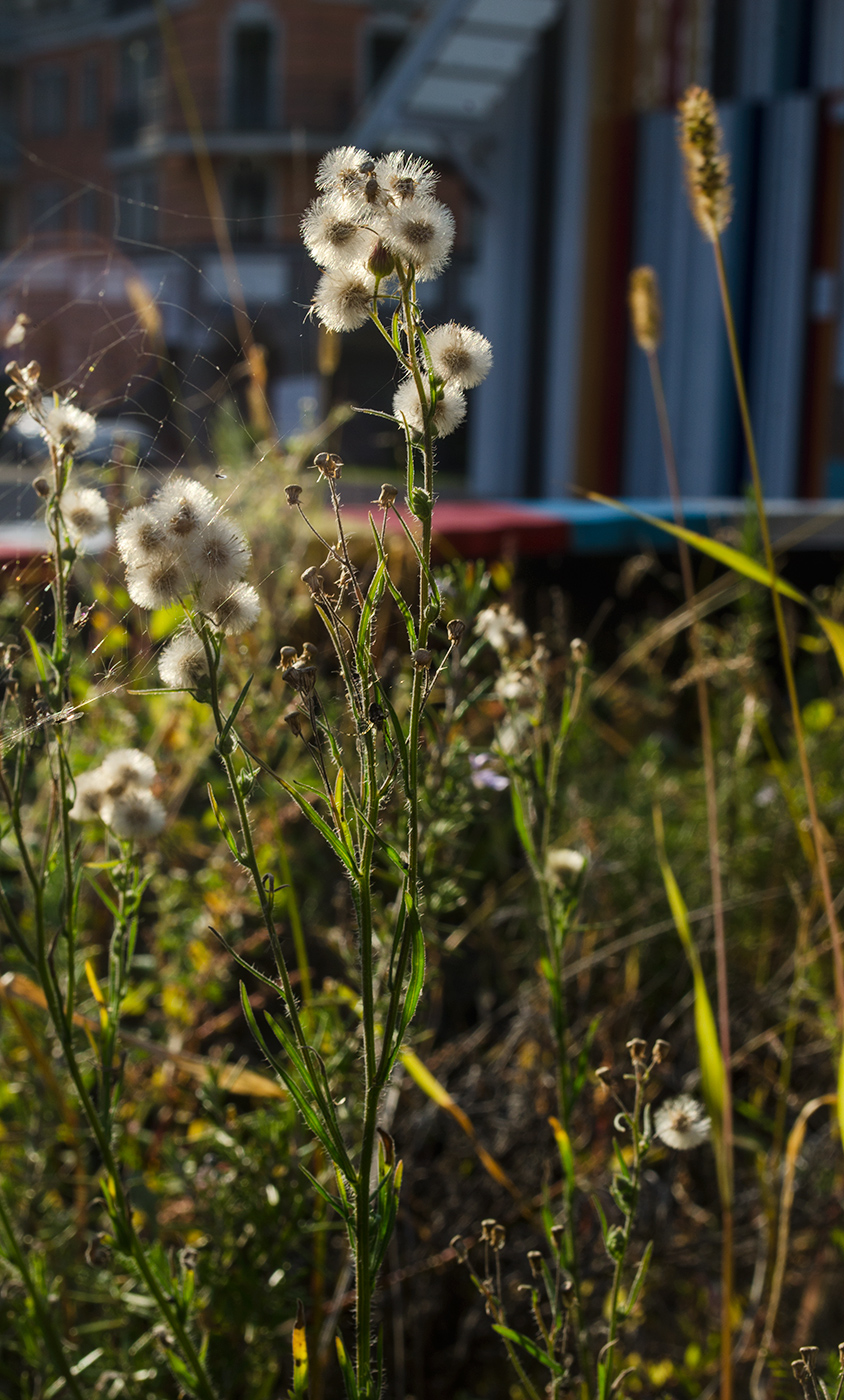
[
  {"xmin": 304, "ymin": 147, "xmax": 454, "ymax": 329},
  {"xmin": 654, "ymin": 1095, "xmax": 710, "ymax": 1150},
  {"xmin": 303, "ymin": 147, "xmax": 492, "ymax": 438},
  {"xmin": 62, "ymin": 486, "xmax": 109, "ymax": 547},
  {"xmin": 69, "ymin": 748, "xmax": 165, "ymax": 840}
]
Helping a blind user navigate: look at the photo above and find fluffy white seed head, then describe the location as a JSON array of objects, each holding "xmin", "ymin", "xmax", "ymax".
[
  {"xmin": 200, "ymin": 580, "xmax": 262, "ymax": 635},
  {"xmin": 312, "ymin": 268, "xmax": 377, "ymax": 332},
  {"xmin": 315, "ymin": 145, "xmax": 374, "ymax": 199},
  {"xmin": 382, "ymin": 197, "xmax": 454, "ymax": 280},
  {"xmin": 475, "ymin": 604, "xmax": 528, "ymax": 654},
  {"xmin": 301, "ymin": 194, "xmax": 377, "ymax": 270},
  {"xmin": 186, "ymin": 515, "xmax": 251, "ymax": 589},
  {"xmin": 40, "ymin": 401, "xmax": 96, "ymax": 455},
  {"xmin": 125, "ymin": 555, "xmax": 188, "ymax": 610},
  {"xmin": 115, "ymin": 505, "xmax": 170, "ymax": 567},
  {"xmin": 99, "ymin": 748, "xmax": 156, "ymax": 796},
  {"xmin": 158, "ymin": 628, "xmax": 210, "ymax": 690},
  {"xmin": 654, "ymin": 1095, "xmax": 710, "ymax": 1150},
  {"xmin": 69, "ymin": 768, "xmax": 109, "ymax": 822},
  {"xmin": 426, "ymin": 323, "xmax": 492, "ymax": 389},
  {"xmin": 153, "ymin": 477, "xmax": 217, "ymax": 541},
  {"xmin": 61, "ymin": 487, "xmax": 109, "ymax": 543},
  {"xmin": 101, "ymin": 786, "xmax": 166, "ymax": 841},
  {"xmin": 375, "ymin": 151, "xmax": 437, "ymax": 205},
  {"xmin": 392, "ymin": 376, "xmax": 466, "ymax": 438}
]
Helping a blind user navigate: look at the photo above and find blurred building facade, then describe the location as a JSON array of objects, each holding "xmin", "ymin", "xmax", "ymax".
[
  {"xmin": 357, "ymin": 0, "xmax": 844, "ymax": 504},
  {"xmin": 3, "ymin": 0, "xmax": 844, "ymax": 506}
]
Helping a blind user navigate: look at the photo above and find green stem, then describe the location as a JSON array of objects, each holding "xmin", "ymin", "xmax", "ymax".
[{"xmin": 0, "ymin": 1189, "xmax": 86, "ymax": 1400}]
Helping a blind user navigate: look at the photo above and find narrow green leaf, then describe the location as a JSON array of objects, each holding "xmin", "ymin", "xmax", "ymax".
[
  {"xmin": 356, "ymin": 557, "xmax": 387, "ymax": 677},
  {"xmin": 207, "ymin": 783, "xmax": 241, "ymax": 862},
  {"xmin": 369, "ymin": 518, "xmax": 417, "ymax": 650},
  {"xmin": 219, "ymin": 673, "xmax": 253, "ymax": 748},
  {"xmin": 335, "ymin": 1334, "xmax": 359, "ymax": 1400},
  {"xmin": 492, "ymin": 1325, "xmax": 561, "ymax": 1374},
  {"xmin": 509, "ymin": 776, "xmax": 539, "ymax": 870},
  {"xmin": 22, "ymin": 626, "xmax": 49, "ymax": 683},
  {"xmin": 275, "ymin": 776, "xmax": 359, "ymax": 877},
  {"xmin": 622, "ymin": 1240, "xmax": 653, "ymax": 1318}
]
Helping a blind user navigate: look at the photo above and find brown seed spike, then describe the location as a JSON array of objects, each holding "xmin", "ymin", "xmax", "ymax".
[
  {"xmin": 628, "ymin": 267, "xmax": 662, "ymax": 354},
  {"xmin": 677, "ymin": 86, "xmax": 733, "ymax": 242}
]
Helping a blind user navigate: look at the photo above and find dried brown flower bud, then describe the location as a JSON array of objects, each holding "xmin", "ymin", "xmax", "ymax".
[
  {"xmin": 285, "ymin": 663, "xmax": 316, "ymax": 697},
  {"xmin": 4, "ymin": 360, "xmax": 20, "ymax": 382},
  {"xmin": 21, "ymin": 360, "xmax": 41, "ymax": 386},
  {"xmin": 626, "ymin": 1038, "xmax": 647, "ymax": 1064},
  {"xmin": 301, "ymin": 567, "xmax": 322, "ymax": 594},
  {"xmin": 412, "ymin": 648, "xmax": 432, "ymax": 669},
  {"xmin": 491, "ymin": 1223, "xmax": 506, "ymax": 1251},
  {"xmin": 376, "ymin": 482, "xmax": 397, "ymax": 509},
  {"xmin": 278, "ymin": 646, "xmax": 297, "ymax": 670},
  {"xmin": 313, "ymin": 452, "xmax": 330, "ymax": 467},
  {"xmin": 5, "ymin": 385, "xmax": 25, "ymax": 404},
  {"xmin": 652, "ymin": 1038, "xmax": 671, "ymax": 1064},
  {"xmin": 300, "ymin": 642, "xmax": 318, "ymax": 662},
  {"xmin": 450, "ymin": 1234, "xmax": 468, "ymax": 1263},
  {"xmin": 33, "ymin": 476, "xmax": 51, "ymax": 498},
  {"xmin": 800, "ymin": 1348, "xmax": 819, "ymax": 1373},
  {"xmin": 313, "ymin": 451, "xmax": 343, "ymax": 479},
  {"xmin": 595, "ymin": 1065, "xmax": 612, "ymax": 1081},
  {"xmin": 285, "ymin": 484, "xmax": 303, "ymax": 506},
  {"xmin": 284, "ymin": 709, "xmax": 304, "ymax": 737},
  {"xmin": 628, "ymin": 266, "xmax": 662, "ymax": 354},
  {"xmin": 480, "ymin": 1218, "xmax": 497, "ymax": 1243},
  {"xmin": 570, "ymin": 637, "xmax": 587, "ymax": 663},
  {"xmin": 677, "ymin": 85, "xmax": 733, "ymax": 242},
  {"xmin": 447, "ymin": 618, "xmax": 466, "ymax": 645},
  {"xmin": 526, "ymin": 1250, "xmax": 542, "ymax": 1277},
  {"xmin": 550, "ymin": 1224, "xmax": 565, "ymax": 1248}
]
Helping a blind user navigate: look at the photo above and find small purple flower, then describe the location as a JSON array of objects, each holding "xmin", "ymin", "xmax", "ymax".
[{"xmin": 469, "ymin": 753, "xmax": 509, "ymax": 791}]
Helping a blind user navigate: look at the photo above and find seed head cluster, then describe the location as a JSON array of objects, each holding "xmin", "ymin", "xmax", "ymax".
[
  {"xmin": 70, "ymin": 748, "xmax": 165, "ymax": 840},
  {"xmin": 654, "ymin": 1094, "xmax": 710, "ymax": 1150},
  {"xmin": 116, "ymin": 477, "xmax": 261, "ymax": 687},
  {"xmin": 302, "ymin": 147, "xmax": 492, "ymax": 439}
]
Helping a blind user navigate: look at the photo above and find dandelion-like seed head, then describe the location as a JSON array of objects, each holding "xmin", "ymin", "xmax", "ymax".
[
  {"xmin": 382, "ymin": 197, "xmax": 454, "ymax": 280},
  {"xmin": 115, "ymin": 505, "xmax": 170, "ymax": 566},
  {"xmin": 186, "ymin": 515, "xmax": 251, "ymax": 588},
  {"xmin": 40, "ymin": 401, "xmax": 97, "ymax": 455},
  {"xmin": 375, "ymin": 151, "xmax": 437, "ymax": 205},
  {"xmin": 654, "ymin": 1094, "xmax": 710, "ymax": 1150},
  {"xmin": 628, "ymin": 266, "xmax": 662, "ymax": 353},
  {"xmin": 99, "ymin": 748, "xmax": 156, "ymax": 796},
  {"xmin": 677, "ymin": 85, "xmax": 733, "ymax": 241},
  {"xmin": 69, "ymin": 768, "xmax": 109, "ymax": 822},
  {"xmin": 315, "ymin": 145, "xmax": 374, "ymax": 198},
  {"xmin": 126, "ymin": 555, "xmax": 187, "ymax": 610},
  {"xmin": 158, "ymin": 628, "xmax": 210, "ymax": 690},
  {"xmin": 61, "ymin": 487, "xmax": 109, "ymax": 544},
  {"xmin": 301, "ymin": 193, "xmax": 377, "ymax": 270},
  {"xmin": 426, "ymin": 323, "xmax": 492, "ymax": 389},
  {"xmin": 154, "ymin": 477, "xmax": 216, "ymax": 540},
  {"xmin": 200, "ymin": 579, "xmax": 262, "ymax": 635},
  {"xmin": 475, "ymin": 604, "xmax": 529, "ymax": 655},
  {"xmin": 392, "ymin": 376, "xmax": 466, "ymax": 438},
  {"xmin": 312, "ymin": 268, "xmax": 377, "ymax": 333},
  {"xmin": 101, "ymin": 786, "xmax": 166, "ymax": 841}
]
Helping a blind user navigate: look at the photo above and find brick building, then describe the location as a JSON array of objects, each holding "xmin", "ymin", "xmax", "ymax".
[{"xmin": 0, "ymin": 0, "xmax": 472, "ymax": 466}]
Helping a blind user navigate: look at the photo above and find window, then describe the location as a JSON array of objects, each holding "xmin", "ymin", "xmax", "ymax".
[
  {"xmin": 76, "ymin": 189, "xmax": 100, "ymax": 234},
  {"xmin": 115, "ymin": 172, "xmax": 158, "ymax": 243},
  {"xmin": 232, "ymin": 25, "xmax": 272, "ymax": 130},
  {"xmin": 365, "ymin": 23, "xmax": 408, "ymax": 93},
  {"xmin": 230, "ymin": 165, "xmax": 269, "ymax": 243},
  {"xmin": 112, "ymin": 36, "xmax": 161, "ymax": 147},
  {"xmin": 80, "ymin": 59, "xmax": 101, "ymax": 129},
  {"xmin": 30, "ymin": 182, "xmax": 66, "ymax": 233},
  {"xmin": 31, "ymin": 67, "xmax": 68, "ymax": 136}
]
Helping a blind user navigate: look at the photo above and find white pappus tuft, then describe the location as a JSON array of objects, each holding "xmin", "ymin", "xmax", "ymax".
[
  {"xmin": 100, "ymin": 748, "xmax": 157, "ymax": 795},
  {"xmin": 315, "ymin": 145, "xmax": 374, "ymax": 198},
  {"xmin": 301, "ymin": 194, "xmax": 378, "ymax": 270},
  {"xmin": 375, "ymin": 151, "xmax": 437, "ymax": 205},
  {"xmin": 69, "ymin": 768, "xmax": 110, "ymax": 822},
  {"xmin": 392, "ymin": 376, "xmax": 466, "ymax": 438},
  {"xmin": 200, "ymin": 580, "xmax": 262, "ymax": 635},
  {"xmin": 125, "ymin": 556, "xmax": 188, "ymax": 610},
  {"xmin": 61, "ymin": 487, "xmax": 109, "ymax": 544},
  {"xmin": 158, "ymin": 628, "xmax": 210, "ymax": 690},
  {"xmin": 312, "ymin": 268, "xmax": 378, "ymax": 332},
  {"xmin": 153, "ymin": 477, "xmax": 216, "ymax": 540},
  {"xmin": 101, "ymin": 787, "xmax": 166, "ymax": 841},
  {"xmin": 654, "ymin": 1095, "xmax": 710, "ymax": 1151},
  {"xmin": 425, "ymin": 323, "xmax": 492, "ymax": 390},
  {"xmin": 186, "ymin": 515, "xmax": 251, "ymax": 589},
  {"xmin": 382, "ymin": 197, "xmax": 454, "ymax": 281},
  {"xmin": 115, "ymin": 505, "xmax": 170, "ymax": 567},
  {"xmin": 39, "ymin": 401, "xmax": 97, "ymax": 456}
]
